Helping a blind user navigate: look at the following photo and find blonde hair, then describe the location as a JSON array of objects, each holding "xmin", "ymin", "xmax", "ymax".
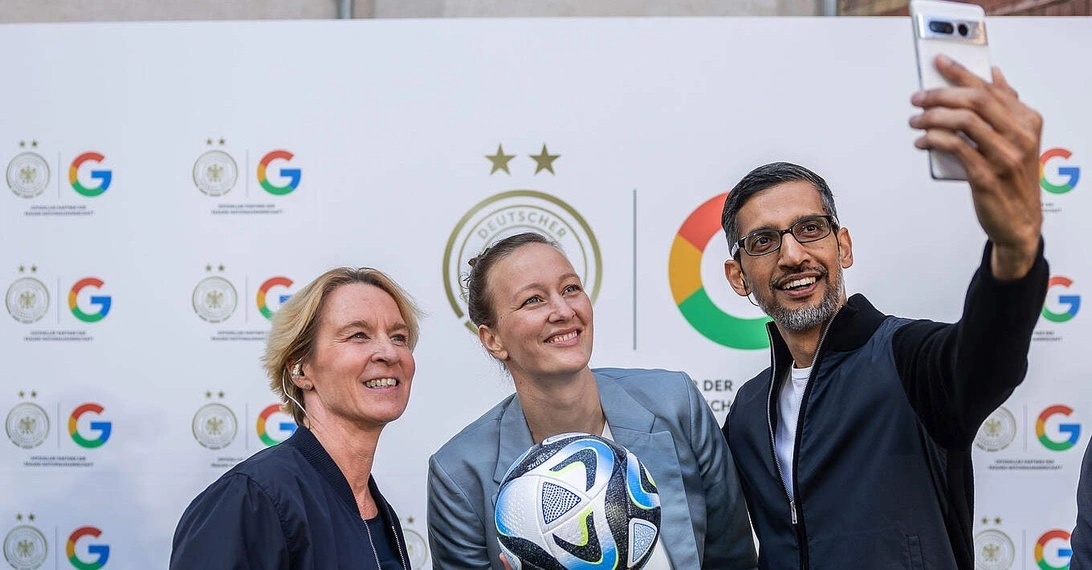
[{"xmin": 262, "ymin": 267, "xmax": 422, "ymax": 425}]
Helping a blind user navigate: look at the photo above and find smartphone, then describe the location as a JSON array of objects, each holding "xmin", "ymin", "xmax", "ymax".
[{"xmin": 910, "ymin": 0, "xmax": 991, "ymax": 181}]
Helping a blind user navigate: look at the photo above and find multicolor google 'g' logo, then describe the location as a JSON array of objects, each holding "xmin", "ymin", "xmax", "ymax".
[
  {"xmin": 67, "ymin": 526, "xmax": 110, "ymax": 570},
  {"xmin": 669, "ymin": 193, "xmax": 769, "ymax": 349},
  {"xmin": 1042, "ymin": 276, "xmax": 1080, "ymax": 323},
  {"xmin": 1040, "ymin": 148, "xmax": 1080, "ymax": 194},
  {"xmin": 257, "ymin": 403, "xmax": 297, "ymax": 446},
  {"xmin": 69, "ymin": 277, "xmax": 112, "ymax": 323},
  {"xmin": 69, "ymin": 152, "xmax": 113, "ymax": 197},
  {"xmin": 257, "ymin": 276, "xmax": 293, "ymax": 320},
  {"xmin": 257, "ymin": 150, "xmax": 301, "ymax": 195},
  {"xmin": 1034, "ymin": 529, "xmax": 1072, "ymax": 570},
  {"xmin": 69, "ymin": 403, "xmax": 112, "ymax": 448},
  {"xmin": 1036, "ymin": 405, "xmax": 1081, "ymax": 451}
]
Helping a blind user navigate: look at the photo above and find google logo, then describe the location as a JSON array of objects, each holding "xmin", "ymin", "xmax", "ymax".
[
  {"xmin": 257, "ymin": 150, "xmax": 300, "ymax": 195},
  {"xmin": 669, "ymin": 193, "xmax": 769, "ymax": 349},
  {"xmin": 1037, "ymin": 405, "xmax": 1081, "ymax": 451},
  {"xmin": 69, "ymin": 277, "xmax": 112, "ymax": 323},
  {"xmin": 1042, "ymin": 276, "xmax": 1080, "ymax": 323},
  {"xmin": 66, "ymin": 526, "xmax": 110, "ymax": 569},
  {"xmin": 257, "ymin": 403, "xmax": 296, "ymax": 446},
  {"xmin": 69, "ymin": 403, "xmax": 112, "ymax": 448},
  {"xmin": 1040, "ymin": 148, "xmax": 1080, "ymax": 194},
  {"xmin": 257, "ymin": 276, "xmax": 293, "ymax": 320},
  {"xmin": 69, "ymin": 152, "xmax": 112, "ymax": 197},
  {"xmin": 1035, "ymin": 529, "xmax": 1072, "ymax": 570}
]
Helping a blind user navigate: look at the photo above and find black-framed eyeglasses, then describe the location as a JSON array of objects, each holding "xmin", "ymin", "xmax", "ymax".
[{"xmin": 731, "ymin": 215, "xmax": 838, "ymax": 257}]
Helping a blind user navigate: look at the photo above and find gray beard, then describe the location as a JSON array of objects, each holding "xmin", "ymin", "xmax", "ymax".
[{"xmin": 753, "ymin": 273, "xmax": 844, "ymax": 332}]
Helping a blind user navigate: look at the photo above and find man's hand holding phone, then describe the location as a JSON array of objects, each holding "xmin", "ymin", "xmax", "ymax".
[{"xmin": 909, "ymin": 54, "xmax": 1043, "ymax": 281}]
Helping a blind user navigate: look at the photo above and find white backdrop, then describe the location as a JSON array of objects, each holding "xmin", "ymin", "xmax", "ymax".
[{"xmin": 0, "ymin": 17, "xmax": 1088, "ymax": 569}]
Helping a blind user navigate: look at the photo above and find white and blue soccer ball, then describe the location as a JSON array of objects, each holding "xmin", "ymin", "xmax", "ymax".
[{"xmin": 495, "ymin": 433, "xmax": 661, "ymax": 570}]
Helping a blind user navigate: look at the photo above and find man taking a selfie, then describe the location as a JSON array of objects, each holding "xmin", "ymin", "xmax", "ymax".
[{"xmin": 719, "ymin": 55, "xmax": 1048, "ymax": 570}]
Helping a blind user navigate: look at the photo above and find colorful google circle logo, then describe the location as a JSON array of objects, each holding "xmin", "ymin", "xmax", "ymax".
[
  {"xmin": 257, "ymin": 403, "xmax": 296, "ymax": 447},
  {"xmin": 1034, "ymin": 529, "xmax": 1072, "ymax": 570},
  {"xmin": 68, "ymin": 403, "xmax": 112, "ymax": 449},
  {"xmin": 668, "ymin": 193, "xmax": 769, "ymax": 350},
  {"xmin": 257, "ymin": 276, "xmax": 293, "ymax": 320},
  {"xmin": 1039, "ymin": 148, "xmax": 1080, "ymax": 195},
  {"xmin": 67, "ymin": 526, "xmax": 110, "ymax": 570},
  {"xmin": 257, "ymin": 150, "xmax": 301, "ymax": 195},
  {"xmin": 1036, "ymin": 404, "xmax": 1081, "ymax": 451},
  {"xmin": 1042, "ymin": 276, "xmax": 1080, "ymax": 323}
]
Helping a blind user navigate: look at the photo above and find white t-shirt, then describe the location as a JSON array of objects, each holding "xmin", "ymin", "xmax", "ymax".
[
  {"xmin": 775, "ymin": 365, "xmax": 812, "ymax": 501},
  {"xmin": 601, "ymin": 423, "xmax": 672, "ymax": 569}
]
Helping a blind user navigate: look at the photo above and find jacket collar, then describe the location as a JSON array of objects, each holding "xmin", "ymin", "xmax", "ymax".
[
  {"xmin": 285, "ymin": 426, "xmax": 409, "ymax": 566},
  {"xmin": 285, "ymin": 426, "xmax": 383, "ymax": 517},
  {"xmin": 766, "ymin": 293, "xmax": 886, "ymax": 370}
]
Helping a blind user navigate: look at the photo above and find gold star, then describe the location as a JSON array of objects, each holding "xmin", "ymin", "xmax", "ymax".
[
  {"xmin": 31, "ymin": 141, "xmax": 37, "ymax": 148},
  {"xmin": 30, "ymin": 391, "xmax": 36, "ymax": 398},
  {"xmin": 28, "ymin": 514, "xmax": 35, "ymax": 521},
  {"xmin": 18, "ymin": 141, "xmax": 25, "ymax": 148},
  {"xmin": 529, "ymin": 144, "xmax": 560, "ymax": 175},
  {"xmin": 219, "ymin": 138, "xmax": 226, "ymax": 146},
  {"xmin": 205, "ymin": 391, "xmax": 212, "ymax": 398},
  {"xmin": 994, "ymin": 517, "xmax": 1002, "ymax": 525},
  {"xmin": 30, "ymin": 265, "xmax": 37, "ymax": 273},
  {"xmin": 205, "ymin": 264, "xmax": 212, "ymax": 272},
  {"xmin": 981, "ymin": 517, "xmax": 988, "ymax": 525},
  {"xmin": 16, "ymin": 514, "xmax": 22, "ymax": 521},
  {"xmin": 406, "ymin": 517, "xmax": 415, "ymax": 524},
  {"xmin": 206, "ymin": 138, "xmax": 213, "ymax": 146},
  {"xmin": 485, "ymin": 144, "xmax": 516, "ymax": 175},
  {"xmin": 218, "ymin": 264, "xmax": 225, "ymax": 272},
  {"xmin": 18, "ymin": 265, "xmax": 24, "ymax": 272},
  {"xmin": 218, "ymin": 391, "xmax": 225, "ymax": 398}
]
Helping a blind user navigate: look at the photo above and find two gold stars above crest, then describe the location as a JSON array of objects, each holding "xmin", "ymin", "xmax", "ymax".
[{"xmin": 486, "ymin": 144, "xmax": 560, "ymax": 176}]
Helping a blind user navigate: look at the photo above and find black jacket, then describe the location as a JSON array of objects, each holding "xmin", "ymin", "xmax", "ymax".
[
  {"xmin": 171, "ymin": 426, "xmax": 409, "ymax": 569},
  {"xmin": 1073, "ymin": 440, "xmax": 1092, "ymax": 570},
  {"xmin": 724, "ymin": 242, "xmax": 1048, "ymax": 570}
]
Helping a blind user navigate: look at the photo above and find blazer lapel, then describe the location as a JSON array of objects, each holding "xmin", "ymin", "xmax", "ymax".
[
  {"xmin": 598, "ymin": 374, "xmax": 699, "ymax": 570},
  {"xmin": 492, "ymin": 394, "xmax": 535, "ymax": 506}
]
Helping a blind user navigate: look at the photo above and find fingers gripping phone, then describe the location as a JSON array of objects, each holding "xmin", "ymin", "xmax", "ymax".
[{"xmin": 911, "ymin": 0, "xmax": 992, "ymax": 181}]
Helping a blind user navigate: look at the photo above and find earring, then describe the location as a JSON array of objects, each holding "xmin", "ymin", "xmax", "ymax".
[
  {"xmin": 301, "ymin": 382, "xmax": 313, "ymax": 390},
  {"xmin": 740, "ymin": 273, "xmax": 761, "ymax": 308},
  {"xmin": 291, "ymin": 362, "xmax": 303, "ymax": 378}
]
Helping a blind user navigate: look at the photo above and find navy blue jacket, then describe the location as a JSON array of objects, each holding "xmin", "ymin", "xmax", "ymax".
[
  {"xmin": 725, "ymin": 243, "xmax": 1047, "ymax": 570},
  {"xmin": 171, "ymin": 426, "xmax": 409, "ymax": 569},
  {"xmin": 1073, "ymin": 440, "xmax": 1092, "ymax": 570}
]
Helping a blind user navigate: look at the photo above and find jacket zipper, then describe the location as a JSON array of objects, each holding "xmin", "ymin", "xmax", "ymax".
[
  {"xmin": 385, "ymin": 502, "xmax": 409, "ymax": 569},
  {"xmin": 391, "ymin": 521, "xmax": 407, "ymax": 570},
  {"xmin": 766, "ymin": 316, "xmax": 837, "ymax": 570}
]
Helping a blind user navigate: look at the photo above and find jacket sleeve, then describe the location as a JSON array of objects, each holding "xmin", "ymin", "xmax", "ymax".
[
  {"xmin": 427, "ymin": 456, "xmax": 494, "ymax": 570},
  {"xmin": 1072, "ymin": 440, "xmax": 1092, "ymax": 570},
  {"xmin": 683, "ymin": 373, "xmax": 758, "ymax": 570},
  {"xmin": 170, "ymin": 474, "xmax": 289, "ymax": 570},
  {"xmin": 893, "ymin": 240, "xmax": 1048, "ymax": 449}
]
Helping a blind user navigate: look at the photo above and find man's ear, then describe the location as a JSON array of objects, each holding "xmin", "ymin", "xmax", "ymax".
[
  {"xmin": 837, "ymin": 227, "xmax": 854, "ymax": 269},
  {"xmin": 478, "ymin": 324, "xmax": 508, "ymax": 361},
  {"xmin": 724, "ymin": 258, "xmax": 751, "ymax": 297}
]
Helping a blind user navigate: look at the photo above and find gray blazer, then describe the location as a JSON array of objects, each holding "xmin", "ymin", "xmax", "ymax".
[{"xmin": 427, "ymin": 368, "xmax": 757, "ymax": 569}]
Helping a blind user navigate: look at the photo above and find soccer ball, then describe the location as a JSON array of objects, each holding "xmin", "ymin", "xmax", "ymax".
[{"xmin": 495, "ymin": 432, "xmax": 661, "ymax": 570}]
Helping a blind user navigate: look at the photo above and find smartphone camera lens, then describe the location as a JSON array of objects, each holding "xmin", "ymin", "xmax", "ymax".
[
  {"xmin": 929, "ymin": 20, "xmax": 955, "ymax": 34},
  {"xmin": 957, "ymin": 23, "xmax": 969, "ymax": 36}
]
